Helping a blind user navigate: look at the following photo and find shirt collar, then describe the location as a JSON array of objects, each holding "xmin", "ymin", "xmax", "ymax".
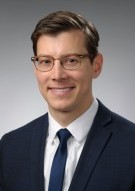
[{"xmin": 48, "ymin": 98, "xmax": 98, "ymax": 143}]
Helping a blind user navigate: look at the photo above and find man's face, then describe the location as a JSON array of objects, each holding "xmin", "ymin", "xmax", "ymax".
[{"xmin": 35, "ymin": 30, "xmax": 102, "ymax": 118}]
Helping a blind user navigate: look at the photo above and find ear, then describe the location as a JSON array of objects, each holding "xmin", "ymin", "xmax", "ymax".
[{"xmin": 92, "ymin": 53, "xmax": 103, "ymax": 79}]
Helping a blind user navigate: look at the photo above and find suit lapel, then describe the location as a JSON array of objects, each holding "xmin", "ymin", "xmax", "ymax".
[
  {"xmin": 30, "ymin": 114, "xmax": 49, "ymax": 191},
  {"xmin": 69, "ymin": 101, "xmax": 113, "ymax": 191}
]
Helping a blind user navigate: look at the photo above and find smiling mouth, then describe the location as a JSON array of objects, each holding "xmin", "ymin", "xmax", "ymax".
[{"xmin": 49, "ymin": 87, "xmax": 74, "ymax": 93}]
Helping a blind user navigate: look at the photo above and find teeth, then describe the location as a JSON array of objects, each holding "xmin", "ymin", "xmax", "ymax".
[{"xmin": 53, "ymin": 88, "xmax": 71, "ymax": 92}]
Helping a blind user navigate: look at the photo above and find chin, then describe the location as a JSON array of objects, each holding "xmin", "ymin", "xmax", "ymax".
[
  {"xmin": 53, "ymin": 106, "xmax": 71, "ymax": 112},
  {"xmin": 49, "ymin": 102, "xmax": 74, "ymax": 113}
]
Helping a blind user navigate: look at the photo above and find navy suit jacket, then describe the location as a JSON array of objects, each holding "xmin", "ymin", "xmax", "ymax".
[{"xmin": 0, "ymin": 101, "xmax": 135, "ymax": 191}]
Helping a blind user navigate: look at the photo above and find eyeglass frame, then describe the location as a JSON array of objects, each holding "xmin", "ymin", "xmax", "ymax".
[{"xmin": 31, "ymin": 53, "xmax": 93, "ymax": 72}]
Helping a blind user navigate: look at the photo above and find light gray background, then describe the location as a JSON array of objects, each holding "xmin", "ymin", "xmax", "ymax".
[{"xmin": 0, "ymin": 0, "xmax": 135, "ymax": 138}]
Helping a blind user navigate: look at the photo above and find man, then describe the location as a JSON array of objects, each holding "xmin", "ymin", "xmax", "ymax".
[{"xmin": 0, "ymin": 11, "xmax": 135, "ymax": 191}]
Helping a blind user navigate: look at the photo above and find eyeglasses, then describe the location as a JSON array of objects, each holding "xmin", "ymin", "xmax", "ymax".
[{"xmin": 31, "ymin": 54, "xmax": 91, "ymax": 72}]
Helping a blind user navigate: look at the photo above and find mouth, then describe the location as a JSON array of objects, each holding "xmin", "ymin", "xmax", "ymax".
[{"xmin": 48, "ymin": 87, "xmax": 75, "ymax": 95}]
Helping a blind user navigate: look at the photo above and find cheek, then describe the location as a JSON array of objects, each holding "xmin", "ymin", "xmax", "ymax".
[
  {"xmin": 36, "ymin": 73, "xmax": 48, "ymax": 90},
  {"xmin": 36, "ymin": 71, "xmax": 46, "ymax": 82},
  {"xmin": 79, "ymin": 67, "xmax": 92, "ymax": 84},
  {"xmin": 75, "ymin": 72, "xmax": 91, "ymax": 94}
]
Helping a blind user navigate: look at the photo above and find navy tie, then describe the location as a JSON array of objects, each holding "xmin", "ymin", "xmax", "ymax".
[{"xmin": 48, "ymin": 129, "xmax": 71, "ymax": 191}]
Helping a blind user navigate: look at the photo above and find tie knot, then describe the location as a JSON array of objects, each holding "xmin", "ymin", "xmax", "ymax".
[{"xmin": 57, "ymin": 129, "xmax": 71, "ymax": 143}]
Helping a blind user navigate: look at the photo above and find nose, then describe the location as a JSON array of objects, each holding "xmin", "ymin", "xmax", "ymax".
[{"xmin": 51, "ymin": 60, "xmax": 67, "ymax": 81}]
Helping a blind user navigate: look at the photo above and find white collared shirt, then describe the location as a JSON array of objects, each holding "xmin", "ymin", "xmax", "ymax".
[{"xmin": 44, "ymin": 98, "xmax": 98, "ymax": 191}]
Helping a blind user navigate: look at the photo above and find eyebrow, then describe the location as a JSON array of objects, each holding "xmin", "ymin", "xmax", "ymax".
[{"xmin": 36, "ymin": 53, "xmax": 88, "ymax": 58}]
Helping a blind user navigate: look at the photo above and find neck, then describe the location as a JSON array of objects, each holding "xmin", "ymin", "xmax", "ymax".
[{"xmin": 48, "ymin": 98, "xmax": 94, "ymax": 127}]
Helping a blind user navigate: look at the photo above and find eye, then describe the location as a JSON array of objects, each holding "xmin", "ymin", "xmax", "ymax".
[
  {"xmin": 38, "ymin": 57, "xmax": 52, "ymax": 65},
  {"xmin": 68, "ymin": 58, "xmax": 78, "ymax": 63},
  {"xmin": 65, "ymin": 56, "xmax": 79, "ymax": 64}
]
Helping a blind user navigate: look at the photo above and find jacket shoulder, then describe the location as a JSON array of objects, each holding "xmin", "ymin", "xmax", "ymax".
[
  {"xmin": 0, "ymin": 113, "xmax": 48, "ymax": 144},
  {"xmin": 97, "ymin": 100, "xmax": 135, "ymax": 131}
]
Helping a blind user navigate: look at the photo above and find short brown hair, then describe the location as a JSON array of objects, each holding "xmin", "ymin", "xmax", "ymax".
[{"xmin": 31, "ymin": 11, "xmax": 99, "ymax": 61}]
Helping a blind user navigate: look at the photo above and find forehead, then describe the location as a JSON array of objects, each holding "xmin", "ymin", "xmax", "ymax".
[{"xmin": 36, "ymin": 30, "xmax": 87, "ymax": 56}]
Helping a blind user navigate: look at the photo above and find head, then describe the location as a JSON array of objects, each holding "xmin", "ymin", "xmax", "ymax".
[
  {"xmin": 31, "ymin": 11, "xmax": 99, "ymax": 62},
  {"xmin": 31, "ymin": 11, "xmax": 103, "ymax": 125}
]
